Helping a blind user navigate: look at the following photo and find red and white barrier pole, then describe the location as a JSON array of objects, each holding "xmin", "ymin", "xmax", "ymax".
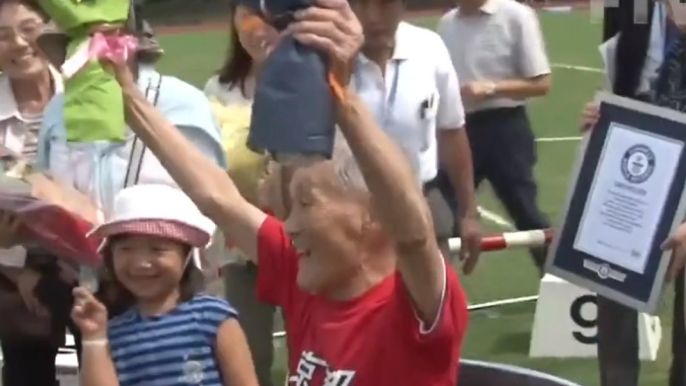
[{"xmin": 448, "ymin": 229, "xmax": 554, "ymax": 253}]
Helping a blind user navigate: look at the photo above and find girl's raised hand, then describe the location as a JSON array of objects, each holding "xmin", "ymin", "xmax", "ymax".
[{"xmin": 71, "ymin": 286, "xmax": 109, "ymax": 339}]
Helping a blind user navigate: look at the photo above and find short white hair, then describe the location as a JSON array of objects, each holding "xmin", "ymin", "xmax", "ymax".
[
  {"xmin": 331, "ymin": 129, "xmax": 367, "ymax": 193},
  {"xmin": 331, "ymin": 129, "xmax": 419, "ymax": 193}
]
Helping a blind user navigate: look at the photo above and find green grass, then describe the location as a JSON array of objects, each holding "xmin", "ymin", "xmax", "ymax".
[{"xmin": 155, "ymin": 10, "xmax": 672, "ymax": 386}]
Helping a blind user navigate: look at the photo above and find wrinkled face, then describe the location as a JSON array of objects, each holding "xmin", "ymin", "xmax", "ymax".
[
  {"xmin": 111, "ymin": 235, "xmax": 189, "ymax": 302},
  {"xmin": 0, "ymin": 3, "xmax": 46, "ymax": 79},
  {"xmin": 233, "ymin": 5, "xmax": 280, "ymax": 64},
  {"xmin": 352, "ymin": 0, "xmax": 404, "ymax": 54},
  {"xmin": 284, "ymin": 163, "xmax": 371, "ymax": 295}
]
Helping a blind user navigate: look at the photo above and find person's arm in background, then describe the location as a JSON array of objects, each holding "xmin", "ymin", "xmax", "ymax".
[
  {"xmin": 335, "ymin": 92, "xmax": 444, "ymax": 324},
  {"xmin": 432, "ymin": 36, "xmax": 481, "ymax": 273},
  {"xmin": 461, "ymin": 7, "xmax": 551, "ymax": 100},
  {"xmin": 494, "ymin": 7, "xmax": 551, "ymax": 98}
]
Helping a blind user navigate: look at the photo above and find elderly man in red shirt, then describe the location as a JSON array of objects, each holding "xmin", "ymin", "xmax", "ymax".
[{"xmin": 95, "ymin": 0, "xmax": 471, "ymax": 384}]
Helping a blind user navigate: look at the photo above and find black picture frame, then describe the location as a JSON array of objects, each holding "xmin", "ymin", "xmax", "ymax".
[{"xmin": 546, "ymin": 92, "xmax": 686, "ymax": 314}]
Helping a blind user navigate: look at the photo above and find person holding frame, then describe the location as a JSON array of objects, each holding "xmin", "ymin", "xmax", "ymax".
[{"xmin": 581, "ymin": 1, "xmax": 686, "ymax": 384}]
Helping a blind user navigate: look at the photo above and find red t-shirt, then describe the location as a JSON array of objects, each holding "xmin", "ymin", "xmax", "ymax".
[{"xmin": 256, "ymin": 216, "xmax": 469, "ymax": 386}]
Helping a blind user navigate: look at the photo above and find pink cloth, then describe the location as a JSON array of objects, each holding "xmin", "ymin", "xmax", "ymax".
[{"xmin": 61, "ymin": 33, "xmax": 138, "ymax": 78}]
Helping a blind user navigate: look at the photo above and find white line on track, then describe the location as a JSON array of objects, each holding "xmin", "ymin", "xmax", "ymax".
[
  {"xmin": 536, "ymin": 136, "xmax": 583, "ymax": 142},
  {"xmin": 477, "ymin": 206, "xmax": 516, "ymax": 230},
  {"xmin": 551, "ymin": 63, "xmax": 602, "ymax": 73}
]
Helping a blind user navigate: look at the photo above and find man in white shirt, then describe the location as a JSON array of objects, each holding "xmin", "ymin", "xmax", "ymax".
[
  {"xmin": 351, "ymin": 0, "xmax": 481, "ymax": 270},
  {"xmin": 437, "ymin": 0, "xmax": 551, "ymax": 275}
]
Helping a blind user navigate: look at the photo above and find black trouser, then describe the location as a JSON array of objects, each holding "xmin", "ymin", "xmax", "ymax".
[
  {"xmin": 223, "ymin": 263, "xmax": 275, "ymax": 386},
  {"xmin": 596, "ymin": 296, "xmax": 640, "ymax": 386},
  {"xmin": 436, "ymin": 106, "xmax": 550, "ymax": 272},
  {"xmin": 1, "ymin": 338, "xmax": 61, "ymax": 386},
  {"xmin": 671, "ymin": 271, "xmax": 686, "ymax": 386},
  {"xmin": 1, "ymin": 267, "xmax": 81, "ymax": 386},
  {"xmin": 596, "ymin": 271, "xmax": 686, "ymax": 386}
]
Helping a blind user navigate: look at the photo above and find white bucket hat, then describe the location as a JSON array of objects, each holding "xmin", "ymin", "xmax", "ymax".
[{"xmin": 88, "ymin": 184, "xmax": 216, "ymax": 269}]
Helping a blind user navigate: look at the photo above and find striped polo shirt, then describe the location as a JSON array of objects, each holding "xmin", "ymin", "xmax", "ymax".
[{"xmin": 108, "ymin": 294, "xmax": 238, "ymax": 386}]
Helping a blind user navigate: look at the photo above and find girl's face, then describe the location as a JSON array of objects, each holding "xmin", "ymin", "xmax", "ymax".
[{"xmin": 111, "ymin": 235, "xmax": 189, "ymax": 302}]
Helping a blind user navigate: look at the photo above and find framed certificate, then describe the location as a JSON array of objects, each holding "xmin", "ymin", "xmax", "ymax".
[{"xmin": 546, "ymin": 92, "xmax": 686, "ymax": 314}]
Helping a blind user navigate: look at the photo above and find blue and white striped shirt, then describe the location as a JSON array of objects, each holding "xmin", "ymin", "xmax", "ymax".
[{"xmin": 108, "ymin": 295, "xmax": 237, "ymax": 386}]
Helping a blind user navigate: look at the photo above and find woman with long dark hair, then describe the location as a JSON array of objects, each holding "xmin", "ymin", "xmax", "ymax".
[
  {"xmin": 203, "ymin": 6, "xmax": 280, "ymax": 386},
  {"xmin": 204, "ymin": 5, "xmax": 277, "ymax": 106}
]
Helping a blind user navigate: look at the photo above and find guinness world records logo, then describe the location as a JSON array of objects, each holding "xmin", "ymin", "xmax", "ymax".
[{"xmin": 621, "ymin": 144, "xmax": 655, "ymax": 184}]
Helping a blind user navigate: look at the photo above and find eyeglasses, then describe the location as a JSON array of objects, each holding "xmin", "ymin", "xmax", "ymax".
[{"xmin": 0, "ymin": 20, "xmax": 45, "ymax": 44}]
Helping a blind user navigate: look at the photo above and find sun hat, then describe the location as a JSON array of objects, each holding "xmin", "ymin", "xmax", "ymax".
[{"xmin": 88, "ymin": 184, "xmax": 216, "ymax": 268}]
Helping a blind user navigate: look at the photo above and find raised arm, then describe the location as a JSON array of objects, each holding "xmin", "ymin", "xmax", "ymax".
[
  {"xmin": 337, "ymin": 93, "xmax": 444, "ymax": 323},
  {"xmin": 291, "ymin": 0, "xmax": 444, "ymax": 323},
  {"xmin": 113, "ymin": 68, "xmax": 266, "ymax": 261}
]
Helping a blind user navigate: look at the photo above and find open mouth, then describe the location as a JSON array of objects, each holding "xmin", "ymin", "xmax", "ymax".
[
  {"xmin": 11, "ymin": 53, "xmax": 35, "ymax": 66},
  {"xmin": 128, "ymin": 273, "xmax": 161, "ymax": 283},
  {"xmin": 297, "ymin": 250, "xmax": 311, "ymax": 259},
  {"xmin": 292, "ymin": 238, "xmax": 310, "ymax": 258}
]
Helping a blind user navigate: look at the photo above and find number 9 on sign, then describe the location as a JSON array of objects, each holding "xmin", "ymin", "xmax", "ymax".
[{"xmin": 569, "ymin": 294, "xmax": 598, "ymax": 344}]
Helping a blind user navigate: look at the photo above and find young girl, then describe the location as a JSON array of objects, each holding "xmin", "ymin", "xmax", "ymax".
[{"xmin": 71, "ymin": 184, "xmax": 259, "ymax": 386}]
